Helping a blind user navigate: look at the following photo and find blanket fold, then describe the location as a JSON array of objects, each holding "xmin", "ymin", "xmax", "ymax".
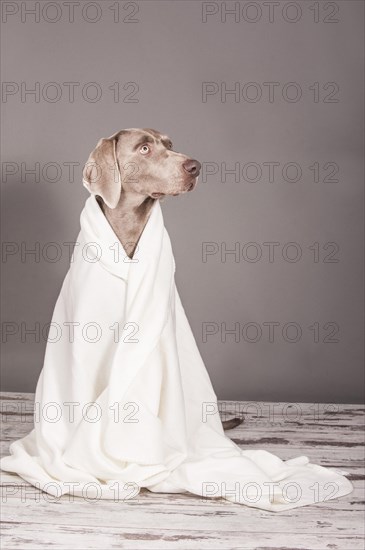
[{"xmin": 1, "ymin": 195, "xmax": 353, "ymax": 511}]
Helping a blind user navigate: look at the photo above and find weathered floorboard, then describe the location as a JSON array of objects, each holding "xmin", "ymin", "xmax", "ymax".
[{"xmin": 0, "ymin": 392, "xmax": 364, "ymax": 550}]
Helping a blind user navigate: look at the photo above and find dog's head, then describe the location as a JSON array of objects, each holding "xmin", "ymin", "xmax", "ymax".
[{"xmin": 82, "ymin": 128, "xmax": 201, "ymax": 208}]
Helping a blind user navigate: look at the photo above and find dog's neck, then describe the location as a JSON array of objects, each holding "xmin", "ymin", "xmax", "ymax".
[{"xmin": 96, "ymin": 193, "xmax": 156, "ymax": 259}]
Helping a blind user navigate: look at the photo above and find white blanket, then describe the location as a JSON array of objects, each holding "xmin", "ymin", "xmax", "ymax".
[{"xmin": 1, "ymin": 195, "xmax": 354, "ymax": 511}]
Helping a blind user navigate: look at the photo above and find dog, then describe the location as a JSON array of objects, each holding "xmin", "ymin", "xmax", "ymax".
[{"xmin": 83, "ymin": 128, "xmax": 243, "ymax": 430}]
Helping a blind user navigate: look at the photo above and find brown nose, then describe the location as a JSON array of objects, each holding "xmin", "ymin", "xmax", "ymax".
[{"xmin": 182, "ymin": 159, "xmax": 201, "ymax": 176}]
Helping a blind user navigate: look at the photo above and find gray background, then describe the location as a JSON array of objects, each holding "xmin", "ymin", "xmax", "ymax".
[{"xmin": 1, "ymin": 0, "xmax": 363, "ymax": 403}]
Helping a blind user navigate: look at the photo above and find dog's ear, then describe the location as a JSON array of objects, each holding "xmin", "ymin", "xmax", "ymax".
[{"xmin": 82, "ymin": 136, "xmax": 121, "ymax": 209}]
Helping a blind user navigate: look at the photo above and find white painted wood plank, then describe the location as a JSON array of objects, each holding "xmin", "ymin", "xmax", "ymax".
[
  {"xmin": 1, "ymin": 521, "xmax": 364, "ymax": 550},
  {"xmin": 1, "ymin": 392, "xmax": 363, "ymax": 550}
]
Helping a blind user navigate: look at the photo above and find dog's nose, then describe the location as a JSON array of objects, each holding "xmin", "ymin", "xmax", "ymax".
[{"xmin": 183, "ymin": 159, "xmax": 201, "ymax": 176}]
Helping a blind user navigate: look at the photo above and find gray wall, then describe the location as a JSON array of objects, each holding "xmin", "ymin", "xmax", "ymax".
[{"xmin": 1, "ymin": 0, "xmax": 363, "ymax": 403}]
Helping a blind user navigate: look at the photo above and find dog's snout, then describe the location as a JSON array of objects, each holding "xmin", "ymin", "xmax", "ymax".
[{"xmin": 182, "ymin": 159, "xmax": 201, "ymax": 176}]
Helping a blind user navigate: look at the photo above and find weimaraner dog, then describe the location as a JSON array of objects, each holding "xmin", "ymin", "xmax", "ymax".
[{"xmin": 83, "ymin": 128, "xmax": 243, "ymax": 430}]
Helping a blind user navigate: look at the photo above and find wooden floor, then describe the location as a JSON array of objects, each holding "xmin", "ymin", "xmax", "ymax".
[{"xmin": 0, "ymin": 392, "xmax": 364, "ymax": 550}]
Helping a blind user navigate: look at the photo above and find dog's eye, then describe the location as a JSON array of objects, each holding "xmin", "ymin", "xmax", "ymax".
[
  {"xmin": 168, "ymin": 143, "xmax": 173, "ymax": 149},
  {"xmin": 140, "ymin": 145, "xmax": 150, "ymax": 155}
]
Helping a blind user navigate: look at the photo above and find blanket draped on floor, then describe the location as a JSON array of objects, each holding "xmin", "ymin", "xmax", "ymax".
[{"xmin": 1, "ymin": 195, "xmax": 354, "ymax": 511}]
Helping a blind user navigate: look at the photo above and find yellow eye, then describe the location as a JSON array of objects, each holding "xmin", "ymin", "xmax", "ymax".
[{"xmin": 140, "ymin": 145, "xmax": 150, "ymax": 155}]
